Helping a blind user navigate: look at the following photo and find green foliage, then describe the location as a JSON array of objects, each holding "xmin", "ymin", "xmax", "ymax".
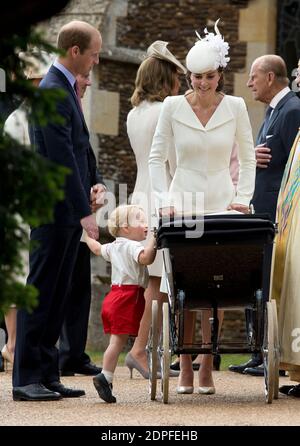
[{"xmin": 0, "ymin": 27, "xmax": 69, "ymax": 315}]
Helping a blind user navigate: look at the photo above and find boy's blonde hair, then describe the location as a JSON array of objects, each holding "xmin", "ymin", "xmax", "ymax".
[{"xmin": 108, "ymin": 204, "xmax": 145, "ymax": 237}]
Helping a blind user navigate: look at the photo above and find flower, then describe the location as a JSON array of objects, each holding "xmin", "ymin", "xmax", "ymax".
[{"xmin": 195, "ymin": 19, "xmax": 230, "ymax": 70}]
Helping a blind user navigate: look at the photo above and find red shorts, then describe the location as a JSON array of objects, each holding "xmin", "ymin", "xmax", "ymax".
[{"xmin": 101, "ymin": 285, "xmax": 145, "ymax": 336}]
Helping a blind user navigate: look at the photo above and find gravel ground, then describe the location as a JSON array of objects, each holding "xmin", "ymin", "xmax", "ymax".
[{"xmin": 1, "ymin": 367, "xmax": 300, "ymax": 426}]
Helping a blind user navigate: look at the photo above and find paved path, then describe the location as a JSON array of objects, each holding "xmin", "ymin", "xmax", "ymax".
[{"xmin": 1, "ymin": 367, "xmax": 300, "ymax": 426}]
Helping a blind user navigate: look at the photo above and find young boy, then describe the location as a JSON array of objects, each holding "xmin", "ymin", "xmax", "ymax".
[{"xmin": 85, "ymin": 204, "xmax": 156, "ymax": 403}]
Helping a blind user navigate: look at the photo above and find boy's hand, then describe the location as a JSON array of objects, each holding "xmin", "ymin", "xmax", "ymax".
[{"xmin": 80, "ymin": 214, "xmax": 99, "ymax": 240}]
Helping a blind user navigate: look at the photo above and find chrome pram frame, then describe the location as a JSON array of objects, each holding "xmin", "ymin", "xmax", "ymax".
[{"xmin": 147, "ymin": 214, "xmax": 279, "ymax": 404}]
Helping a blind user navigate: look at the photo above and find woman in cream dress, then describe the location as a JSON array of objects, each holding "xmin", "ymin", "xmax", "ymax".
[
  {"xmin": 272, "ymin": 62, "xmax": 300, "ymax": 397},
  {"xmin": 125, "ymin": 41, "xmax": 186, "ymax": 377},
  {"xmin": 149, "ymin": 20, "xmax": 256, "ymax": 394}
]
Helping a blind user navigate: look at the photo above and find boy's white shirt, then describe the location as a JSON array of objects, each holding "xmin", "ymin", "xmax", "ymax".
[{"xmin": 102, "ymin": 237, "xmax": 149, "ymax": 288}]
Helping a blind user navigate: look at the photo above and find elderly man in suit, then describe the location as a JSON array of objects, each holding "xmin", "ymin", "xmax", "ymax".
[
  {"xmin": 229, "ymin": 54, "xmax": 300, "ymax": 376},
  {"xmin": 13, "ymin": 21, "xmax": 105, "ymax": 401}
]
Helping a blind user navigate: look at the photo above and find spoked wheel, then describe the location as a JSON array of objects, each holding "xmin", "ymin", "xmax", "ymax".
[
  {"xmin": 160, "ymin": 302, "xmax": 170, "ymax": 404},
  {"xmin": 263, "ymin": 301, "xmax": 275, "ymax": 404},
  {"xmin": 272, "ymin": 299, "xmax": 280, "ymax": 399},
  {"xmin": 147, "ymin": 300, "xmax": 158, "ymax": 400}
]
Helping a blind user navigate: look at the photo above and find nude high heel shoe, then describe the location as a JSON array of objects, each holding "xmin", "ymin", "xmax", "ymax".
[
  {"xmin": 176, "ymin": 370, "xmax": 194, "ymax": 394},
  {"xmin": 1, "ymin": 345, "xmax": 14, "ymax": 370},
  {"xmin": 125, "ymin": 352, "xmax": 150, "ymax": 379},
  {"xmin": 176, "ymin": 386, "xmax": 194, "ymax": 394},
  {"xmin": 125, "ymin": 353, "xmax": 161, "ymax": 379},
  {"xmin": 198, "ymin": 386, "xmax": 216, "ymax": 395}
]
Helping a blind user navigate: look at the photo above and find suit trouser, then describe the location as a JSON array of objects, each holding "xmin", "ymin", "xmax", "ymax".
[
  {"xmin": 13, "ymin": 224, "xmax": 82, "ymax": 387},
  {"xmin": 59, "ymin": 242, "xmax": 91, "ymax": 370}
]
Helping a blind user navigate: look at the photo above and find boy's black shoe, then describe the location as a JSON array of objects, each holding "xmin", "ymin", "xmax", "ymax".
[{"xmin": 93, "ymin": 373, "xmax": 116, "ymax": 403}]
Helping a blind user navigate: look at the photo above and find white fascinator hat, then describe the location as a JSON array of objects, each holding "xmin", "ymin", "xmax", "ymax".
[
  {"xmin": 147, "ymin": 40, "xmax": 187, "ymax": 74},
  {"xmin": 19, "ymin": 50, "xmax": 55, "ymax": 79},
  {"xmin": 186, "ymin": 19, "xmax": 230, "ymax": 74}
]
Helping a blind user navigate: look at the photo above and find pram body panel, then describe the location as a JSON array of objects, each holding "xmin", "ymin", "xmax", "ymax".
[{"xmin": 157, "ymin": 214, "xmax": 275, "ymax": 309}]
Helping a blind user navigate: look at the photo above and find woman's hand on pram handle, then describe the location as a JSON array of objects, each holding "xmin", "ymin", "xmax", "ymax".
[
  {"xmin": 159, "ymin": 206, "xmax": 176, "ymax": 217},
  {"xmin": 227, "ymin": 203, "xmax": 251, "ymax": 214}
]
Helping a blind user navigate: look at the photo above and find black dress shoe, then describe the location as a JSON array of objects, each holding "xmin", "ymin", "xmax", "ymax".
[
  {"xmin": 170, "ymin": 361, "xmax": 180, "ymax": 371},
  {"xmin": 60, "ymin": 362, "xmax": 102, "ymax": 376},
  {"xmin": 93, "ymin": 373, "xmax": 116, "ymax": 403},
  {"xmin": 288, "ymin": 384, "xmax": 300, "ymax": 397},
  {"xmin": 228, "ymin": 355, "xmax": 262, "ymax": 374},
  {"xmin": 279, "ymin": 385, "xmax": 294, "ymax": 395},
  {"xmin": 0, "ymin": 352, "xmax": 4, "ymax": 373},
  {"xmin": 243, "ymin": 363, "xmax": 264, "ymax": 376},
  {"xmin": 44, "ymin": 381, "xmax": 85, "ymax": 398},
  {"xmin": 13, "ymin": 383, "xmax": 62, "ymax": 401}
]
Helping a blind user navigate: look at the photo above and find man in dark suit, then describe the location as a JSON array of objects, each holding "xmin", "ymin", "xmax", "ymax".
[
  {"xmin": 59, "ymin": 73, "xmax": 102, "ymax": 377},
  {"xmin": 229, "ymin": 55, "xmax": 300, "ymax": 376},
  {"xmin": 13, "ymin": 21, "xmax": 105, "ymax": 401}
]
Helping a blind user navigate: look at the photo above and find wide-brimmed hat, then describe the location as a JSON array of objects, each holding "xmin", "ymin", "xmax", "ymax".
[
  {"xmin": 147, "ymin": 40, "xmax": 187, "ymax": 74},
  {"xmin": 19, "ymin": 50, "xmax": 55, "ymax": 79},
  {"xmin": 186, "ymin": 19, "xmax": 230, "ymax": 74}
]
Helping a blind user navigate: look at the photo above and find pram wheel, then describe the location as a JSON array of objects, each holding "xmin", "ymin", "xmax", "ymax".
[
  {"xmin": 271, "ymin": 299, "xmax": 280, "ymax": 399},
  {"xmin": 148, "ymin": 300, "xmax": 158, "ymax": 400},
  {"xmin": 159, "ymin": 302, "xmax": 170, "ymax": 404},
  {"xmin": 263, "ymin": 301, "xmax": 276, "ymax": 403}
]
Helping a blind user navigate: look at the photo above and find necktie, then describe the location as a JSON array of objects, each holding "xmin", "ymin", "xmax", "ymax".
[
  {"xmin": 261, "ymin": 105, "xmax": 273, "ymax": 140},
  {"xmin": 74, "ymin": 80, "xmax": 83, "ymax": 111}
]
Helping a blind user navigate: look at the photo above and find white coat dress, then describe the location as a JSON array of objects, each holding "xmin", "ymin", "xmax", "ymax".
[
  {"xmin": 149, "ymin": 94, "xmax": 256, "ymax": 214},
  {"xmin": 127, "ymin": 100, "xmax": 176, "ymax": 277}
]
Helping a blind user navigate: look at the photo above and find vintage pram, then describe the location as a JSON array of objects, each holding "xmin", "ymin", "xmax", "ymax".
[{"xmin": 147, "ymin": 214, "xmax": 279, "ymax": 404}]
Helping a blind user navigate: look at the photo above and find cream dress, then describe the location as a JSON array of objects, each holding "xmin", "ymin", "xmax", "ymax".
[
  {"xmin": 271, "ymin": 130, "xmax": 300, "ymax": 381},
  {"xmin": 127, "ymin": 100, "xmax": 176, "ymax": 276}
]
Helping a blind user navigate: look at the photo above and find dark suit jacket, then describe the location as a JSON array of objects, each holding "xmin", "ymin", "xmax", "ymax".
[
  {"xmin": 34, "ymin": 65, "xmax": 103, "ymax": 225},
  {"xmin": 251, "ymin": 91, "xmax": 300, "ymax": 221}
]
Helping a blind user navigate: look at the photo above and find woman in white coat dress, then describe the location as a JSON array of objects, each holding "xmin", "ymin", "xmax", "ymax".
[
  {"xmin": 125, "ymin": 41, "xmax": 186, "ymax": 377},
  {"xmin": 149, "ymin": 20, "xmax": 256, "ymax": 394}
]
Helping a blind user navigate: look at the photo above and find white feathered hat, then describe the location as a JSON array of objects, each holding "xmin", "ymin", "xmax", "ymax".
[{"xmin": 186, "ymin": 19, "xmax": 230, "ymax": 74}]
